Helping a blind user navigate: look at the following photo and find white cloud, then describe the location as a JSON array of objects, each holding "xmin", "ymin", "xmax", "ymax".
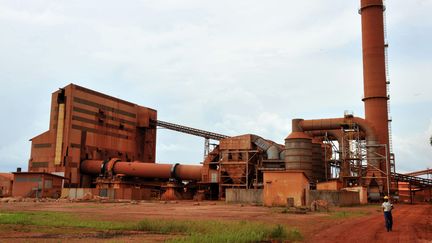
[
  {"xmin": 393, "ymin": 120, "xmax": 432, "ymax": 173},
  {"xmin": 0, "ymin": 0, "xmax": 430, "ymax": 173}
]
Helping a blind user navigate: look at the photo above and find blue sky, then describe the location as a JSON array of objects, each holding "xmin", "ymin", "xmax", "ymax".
[{"xmin": 0, "ymin": 0, "xmax": 430, "ymax": 173}]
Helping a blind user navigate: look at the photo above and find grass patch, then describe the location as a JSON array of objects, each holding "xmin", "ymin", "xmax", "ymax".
[
  {"xmin": 0, "ymin": 224, "xmax": 94, "ymax": 234},
  {"xmin": 136, "ymin": 219, "xmax": 303, "ymax": 242},
  {"xmin": 0, "ymin": 211, "xmax": 134, "ymax": 230},
  {"xmin": 328, "ymin": 211, "xmax": 369, "ymax": 219},
  {"xmin": 0, "ymin": 211, "xmax": 303, "ymax": 242},
  {"xmin": 162, "ymin": 221, "xmax": 303, "ymax": 243}
]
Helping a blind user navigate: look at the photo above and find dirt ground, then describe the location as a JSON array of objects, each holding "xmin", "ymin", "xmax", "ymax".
[
  {"xmin": 0, "ymin": 201, "xmax": 431, "ymax": 242},
  {"xmin": 307, "ymin": 203, "xmax": 432, "ymax": 243}
]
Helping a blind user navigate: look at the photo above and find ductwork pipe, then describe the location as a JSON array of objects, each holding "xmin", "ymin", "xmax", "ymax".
[
  {"xmin": 291, "ymin": 117, "xmax": 380, "ymax": 169},
  {"xmin": 81, "ymin": 160, "xmax": 202, "ymax": 181},
  {"xmin": 306, "ymin": 130, "xmax": 344, "ymax": 144},
  {"xmin": 267, "ymin": 145, "xmax": 281, "ymax": 160},
  {"xmin": 296, "ymin": 117, "xmax": 377, "ymax": 142}
]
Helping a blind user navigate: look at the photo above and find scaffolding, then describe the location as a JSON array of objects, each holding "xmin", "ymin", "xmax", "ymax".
[
  {"xmin": 218, "ymin": 150, "xmax": 259, "ymax": 198},
  {"xmin": 320, "ymin": 118, "xmax": 393, "ymax": 196}
]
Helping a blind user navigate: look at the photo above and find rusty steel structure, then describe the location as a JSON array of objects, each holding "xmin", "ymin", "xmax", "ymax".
[
  {"xmin": 10, "ymin": 0, "xmax": 432, "ymax": 202},
  {"xmin": 360, "ymin": 0, "xmax": 390, "ymax": 150},
  {"xmin": 283, "ymin": 0, "xmax": 394, "ymax": 198},
  {"xmin": 360, "ymin": 0, "xmax": 393, "ymax": 196},
  {"xmin": 28, "ymin": 84, "xmax": 157, "ymax": 187},
  {"xmin": 24, "ymin": 84, "xmax": 234, "ymax": 200}
]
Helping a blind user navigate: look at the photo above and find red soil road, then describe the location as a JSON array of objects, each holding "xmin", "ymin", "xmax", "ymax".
[
  {"xmin": 307, "ymin": 204, "xmax": 432, "ymax": 243},
  {"xmin": 0, "ymin": 201, "xmax": 430, "ymax": 242}
]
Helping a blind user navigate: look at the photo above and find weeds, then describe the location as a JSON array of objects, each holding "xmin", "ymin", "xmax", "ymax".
[
  {"xmin": 0, "ymin": 211, "xmax": 134, "ymax": 230},
  {"xmin": 0, "ymin": 211, "xmax": 303, "ymax": 242},
  {"xmin": 329, "ymin": 211, "xmax": 369, "ymax": 219}
]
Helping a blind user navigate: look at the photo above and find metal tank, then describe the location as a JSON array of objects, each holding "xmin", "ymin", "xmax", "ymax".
[
  {"xmin": 311, "ymin": 138, "xmax": 324, "ymax": 182},
  {"xmin": 267, "ymin": 145, "xmax": 280, "ymax": 160},
  {"xmin": 284, "ymin": 119, "xmax": 313, "ymax": 179}
]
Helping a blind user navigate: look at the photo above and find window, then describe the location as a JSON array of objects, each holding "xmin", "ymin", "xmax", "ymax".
[{"xmin": 44, "ymin": 180, "xmax": 53, "ymax": 189}]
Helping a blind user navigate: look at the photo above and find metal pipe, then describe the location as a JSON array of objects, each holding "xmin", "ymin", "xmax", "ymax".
[
  {"xmin": 306, "ymin": 130, "xmax": 344, "ymax": 144},
  {"xmin": 175, "ymin": 164, "xmax": 204, "ymax": 181},
  {"xmin": 298, "ymin": 117, "xmax": 377, "ymax": 142},
  {"xmin": 293, "ymin": 117, "xmax": 380, "ymax": 175},
  {"xmin": 81, "ymin": 160, "xmax": 202, "ymax": 181}
]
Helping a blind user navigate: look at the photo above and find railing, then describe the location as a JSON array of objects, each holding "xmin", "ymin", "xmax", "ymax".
[{"xmin": 392, "ymin": 172, "xmax": 432, "ymax": 187}]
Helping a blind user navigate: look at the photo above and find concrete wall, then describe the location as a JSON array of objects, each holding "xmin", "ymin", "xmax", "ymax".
[
  {"xmin": 62, "ymin": 188, "xmax": 99, "ymax": 199},
  {"xmin": 342, "ymin": 187, "xmax": 367, "ymax": 204},
  {"xmin": 63, "ymin": 187, "xmax": 152, "ymax": 200},
  {"xmin": 225, "ymin": 189, "xmax": 263, "ymax": 204},
  {"xmin": 263, "ymin": 171, "xmax": 309, "ymax": 207},
  {"xmin": 309, "ymin": 190, "xmax": 360, "ymax": 206}
]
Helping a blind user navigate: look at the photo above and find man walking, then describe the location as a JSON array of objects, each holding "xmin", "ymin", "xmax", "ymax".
[{"xmin": 382, "ymin": 196, "xmax": 394, "ymax": 232}]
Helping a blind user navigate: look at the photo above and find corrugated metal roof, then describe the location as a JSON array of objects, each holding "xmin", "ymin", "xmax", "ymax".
[{"xmin": 0, "ymin": 173, "xmax": 14, "ymax": 180}]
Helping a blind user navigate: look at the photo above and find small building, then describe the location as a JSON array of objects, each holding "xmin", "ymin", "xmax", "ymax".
[
  {"xmin": 316, "ymin": 180, "xmax": 343, "ymax": 191},
  {"xmin": 263, "ymin": 171, "xmax": 309, "ymax": 207},
  {"xmin": 0, "ymin": 173, "xmax": 13, "ymax": 197},
  {"xmin": 12, "ymin": 172, "xmax": 65, "ymax": 198}
]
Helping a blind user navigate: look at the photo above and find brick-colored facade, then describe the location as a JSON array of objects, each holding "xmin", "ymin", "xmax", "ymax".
[
  {"xmin": 0, "ymin": 173, "xmax": 13, "ymax": 197},
  {"xmin": 316, "ymin": 180, "xmax": 343, "ymax": 191},
  {"xmin": 28, "ymin": 84, "xmax": 157, "ymax": 187},
  {"xmin": 12, "ymin": 172, "xmax": 64, "ymax": 198}
]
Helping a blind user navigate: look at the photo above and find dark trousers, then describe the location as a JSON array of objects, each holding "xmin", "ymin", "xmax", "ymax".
[{"xmin": 384, "ymin": 211, "xmax": 393, "ymax": 231}]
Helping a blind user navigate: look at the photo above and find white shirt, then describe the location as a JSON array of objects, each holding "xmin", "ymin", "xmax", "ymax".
[{"xmin": 382, "ymin": 201, "xmax": 393, "ymax": 212}]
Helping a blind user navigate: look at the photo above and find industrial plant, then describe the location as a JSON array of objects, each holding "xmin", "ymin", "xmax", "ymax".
[{"xmin": 1, "ymin": 0, "xmax": 431, "ymax": 207}]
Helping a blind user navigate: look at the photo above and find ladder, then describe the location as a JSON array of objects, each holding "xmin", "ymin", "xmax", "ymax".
[{"xmin": 383, "ymin": 0, "xmax": 396, "ymax": 176}]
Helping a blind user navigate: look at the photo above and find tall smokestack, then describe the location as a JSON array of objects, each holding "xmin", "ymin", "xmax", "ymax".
[{"xmin": 359, "ymin": 0, "xmax": 390, "ymax": 191}]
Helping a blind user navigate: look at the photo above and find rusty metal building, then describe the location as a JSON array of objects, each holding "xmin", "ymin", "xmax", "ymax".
[
  {"xmin": 0, "ymin": 173, "xmax": 13, "ymax": 197},
  {"xmin": 28, "ymin": 84, "xmax": 157, "ymax": 187},
  {"xmin": 12, "ymin": 172, "xmax": 64, "ymax": 198}
]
